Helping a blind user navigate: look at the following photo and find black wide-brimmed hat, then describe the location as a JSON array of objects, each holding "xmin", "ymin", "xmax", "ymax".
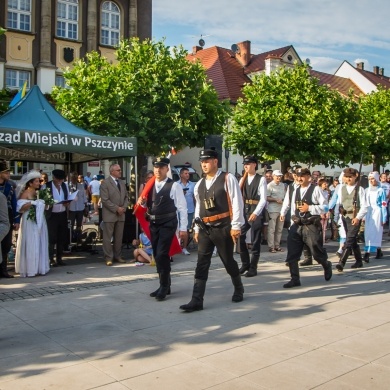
[{"xmin": 52, "ymin": 169, "xmax": 66, "ymax": 180}]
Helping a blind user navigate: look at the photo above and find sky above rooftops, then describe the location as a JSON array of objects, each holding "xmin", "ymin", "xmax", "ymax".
[{"xmin": 153, "ymin": 0, "xmax": 390, "ymax": 76}]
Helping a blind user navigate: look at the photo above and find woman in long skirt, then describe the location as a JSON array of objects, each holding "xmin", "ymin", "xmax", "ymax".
[{"xmin": 363, "ymin": 171, "xmax": 387, "ymax": 263}]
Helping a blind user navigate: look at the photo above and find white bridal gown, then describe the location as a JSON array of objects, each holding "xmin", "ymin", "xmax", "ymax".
[{"xmin": 15, "ymin": 199, "xmax": 50, "ymax": 277}]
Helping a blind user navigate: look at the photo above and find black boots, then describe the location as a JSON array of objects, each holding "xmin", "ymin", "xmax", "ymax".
[
  {"xmin": 150, "ymin": 273, "xmax": 171, "ymax": 298},
  {"xmin": 323, "ymin": 261, "xmax": 333, "ymax": 281},
  {"xmin": 336, "ymin": 248, "xmax": 351, "ymax": 272},
  {"xmin": 180, "ymin": 279, "xmax": 206, "ymax": 312},
  {"xmin": 351, "ymin": 245, "xmax": 363, "ymax": 269},
  {"xmin": 231, "ymin": 275, "xmax": 244, "ymax": 302},
  {"xmin": 299, "ymin": 246, "xmax": 313, "ymax": 266},
  {"xmin": 0, "ymin": 257, "xmax": 14, "ymax": 278},
  {"xmin": 364, "ymin": 252, "xmax": 370, "ymax": 263},
  {"xmin": 239, "ymin": 251, "xmax": 250, "ymax": 274},
  {"xmin": 245, "ymin": 256, "xmax": 259, "ymax": 277},
  {"xmin": 375, "ymin": 248, "xmax": 383, "ymax": 259},
  {"xmin": 283, "ymin": 261, "xmax": 301, "ymax": 288},
  {"xmin": 155, "ymin": 271, "xmax": 171, "ymax": 301}
]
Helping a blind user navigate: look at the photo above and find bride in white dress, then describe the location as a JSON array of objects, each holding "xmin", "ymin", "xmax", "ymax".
[{"xmin": 15, "ymin": 170, "xmax": 50, "ymax": 277}]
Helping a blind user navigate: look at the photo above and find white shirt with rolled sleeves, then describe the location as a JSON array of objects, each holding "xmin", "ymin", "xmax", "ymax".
[
  {"xmin": 239, "ymin": 174, "xmax": 267, "ymax": 216},
  {"xmin": 331, "ymin": 184, "xmax": 367, "ymax": 221},
  {"xmin": 193, "ymin": 170, "xmax": 245, "ymax": 233},
  {"xmin": 281, "ymin": 184, "xmax": 329, "ymax": 219},
  {"xmin": 153, "ymin": 178, "xmax": 188, "ymax": 231}
]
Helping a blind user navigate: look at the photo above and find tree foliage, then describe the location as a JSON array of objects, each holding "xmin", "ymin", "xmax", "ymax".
[
  {"xmin": 52, "ymin": 38, "xmax": 229, "ymax": 155},
  {"xmin": 224, "ymin": 64, "xmax": 364, "ymax": 170},
  {"xmin": 358, "ymin": 86, "xmax": 390, "ymax": 170}
]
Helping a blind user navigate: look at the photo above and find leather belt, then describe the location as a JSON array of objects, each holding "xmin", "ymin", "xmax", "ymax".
[
  {"xmin": 146, "ymin": 211, "xmax": 177, "ymax": 221},
  {"xmin": 245, "ymin": 199, "xmax": 259, "ymax": 205},
  {"xmin": 346, "ymin": 211, "xmax": 354, "ymax": 214},
  {"xmin": 202, "ymin": 211, "xmax": 231, "ymax": 223}
]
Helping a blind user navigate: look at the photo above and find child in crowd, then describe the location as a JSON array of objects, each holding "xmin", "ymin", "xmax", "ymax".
[{"xmin": 131, "ymin": 229, "xmax": 153, "ymax": 265}]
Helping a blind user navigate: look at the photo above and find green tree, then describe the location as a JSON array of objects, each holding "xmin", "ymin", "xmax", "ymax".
[
  {"xmin": 0, "ymin": 27, "xmax": 6, "ymax": 36},
  {"xmin": 52, "ymin": 38, "xmax": 229, "ymax": 155},
  {"xmin": 358, "ymin": 86, "xmax": 390, "ymax": 171},
  {"xmin": 224, "ymin": 64, "xmax": 364, "ymax": 172}
]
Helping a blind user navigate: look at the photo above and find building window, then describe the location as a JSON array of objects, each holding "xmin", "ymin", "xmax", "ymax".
[
  {"xmin": 5, "ymin": 69, "xmax": 31, "ymax": 90},
  {"xmin": 55, "ymin": 74, "xmax": 67, "ymax": 88},
  {"xmin": 57, "ymin": 0, "xmax": 79, "ymax": 40},
  {"xmin": 10, "ymin": 161, "xmax": 29, "ymax": 176},
  {"xmin": 101, "ymin": 1, "xmax": 120, "ymax": 46},
  {"xmin": 7, "ymin": 0, "xmax": 32, "ymax": 32}
]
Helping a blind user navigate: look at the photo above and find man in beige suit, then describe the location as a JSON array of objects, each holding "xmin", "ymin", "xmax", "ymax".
[{"xmin": 100, "ymin": 164, "xmax": 129, "ymax": 266}]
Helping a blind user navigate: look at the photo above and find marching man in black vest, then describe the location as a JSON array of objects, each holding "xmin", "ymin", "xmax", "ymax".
[
  {"xmin": 180, "ymin": 149, "xmax": 245, "ymax": 312},
  {"xmin": 137, "ymin": 157, "xmax": 188, "ymax": 301},
  {"xmin": 238, "ymin": 156, "xmax": 267, "ymax": 277},
  {"xmin": 331, "ymin": 167, "xmax": 367, "ymax": 271},
  {"xmin": 280, "ymin": 168, "xmax": 332, "ymax": 288},
  {"xmin": 45, "ymin": 169, "xmax": 70, "ymax": 267}
]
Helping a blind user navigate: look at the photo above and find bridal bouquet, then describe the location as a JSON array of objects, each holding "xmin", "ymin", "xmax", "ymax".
[{"xmin": 27, "ymin": 188, "xmax": 55, "ymax": 222}]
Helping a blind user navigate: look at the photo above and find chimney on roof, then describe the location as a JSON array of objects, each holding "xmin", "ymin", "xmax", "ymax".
[
  {"xmin": 356, "ymin": 62, "xmax": 364, "ymax": 70},
  {"xmin": 235, "ymin": 40, "xmax": 251, "ymax": 67},
  {"xmin": 379, "ymin": 68, "xmax": 385, "ymax": 76},
  {"xmin": 373, "ymin": 66, "xmax": 380, "ymax": 75},
  {"xmin": 192, "ymin": 46, "xmax": 203, "ymax": 55}
]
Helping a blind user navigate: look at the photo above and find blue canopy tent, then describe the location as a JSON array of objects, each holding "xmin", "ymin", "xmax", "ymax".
[{"xmin": 0, "ymin": 86, "xmax": 137, "ymax": 164}]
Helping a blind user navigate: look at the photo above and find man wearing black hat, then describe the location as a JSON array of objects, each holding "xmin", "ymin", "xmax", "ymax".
[
  {"xmin": 180, "ymin": 149, "xmax": 245, "ymax": 312},
  {"xmin": 0, "ymin": 160, "xmax": 19, "ymax": 278},
  {"xmin": 137, "ymin": 157, "xmax": 188, "ymax": 301},
  {"xmin": 280, "ymin": 168, "xmax": 332, "ymax": 287},
  {"xmin": 44, "ymin": 169, "xmax": 70, "ymax": 266},
  {"xmin": 331, "ymin": 167, "xmax": 367, "ymax": 271},
  {"xmin": 238, "ymin": 155, "xmax": 267, "ymax": 277}
]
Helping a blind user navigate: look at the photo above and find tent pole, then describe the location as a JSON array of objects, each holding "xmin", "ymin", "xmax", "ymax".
[{"xmin": 135, "ymin": 155, "xmax": 139, "ymax": 238}]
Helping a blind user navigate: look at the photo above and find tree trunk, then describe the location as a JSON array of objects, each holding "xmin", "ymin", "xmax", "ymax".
[
  {"xmin": 280, "ymin": 160, "xmax": 291, "ymax": 174},
  {"xmin": 372, "ymin": 156, "xmax": 380, "ymax": 173}
]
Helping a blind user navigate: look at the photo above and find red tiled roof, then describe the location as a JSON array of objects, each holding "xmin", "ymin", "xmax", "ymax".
[
  {"xmin": 186, "ymin": 46, "xmax": 251, "ymax": 102},
  {"xmin": 355, "ymin": 68, "xmax": 390, "ymax": 89},
  {"xmin": 310, "ymin": 69, "xmax": 364, "ymax": 98}
]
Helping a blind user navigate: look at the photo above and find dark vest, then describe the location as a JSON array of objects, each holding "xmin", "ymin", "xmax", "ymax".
[
  {"xmin": 47, "ymin": 181, "xmax": 69, "ymax": 201},
  {"xmin": 0, "ymin": 181, "xmax": 16, "ymax": 222},
  {"xmin": 242, "ymin": 174, "xmax": 261, "ymax": 215},
  {"xmin": 147, "ymin": 179, "xmax": 176, "ymax": 222},
  {"xmin": 198, "ymin": 172, "xmax": 230, "ymax": 223},
  {"xmin": 295, "ymin": 184, "xmax": 316, "ymax": 217}
]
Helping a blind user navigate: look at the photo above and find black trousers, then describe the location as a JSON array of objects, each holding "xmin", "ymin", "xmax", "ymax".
[
  {"xmin": 47, "ymin": 211, "xmax": 68, "ymax": 261},
  {"xmin": 286, "ymin": 221, "xmax": 328, "ymax": 266},
  {"xmin": 69, "ymin": 210, "xmax": 84, "ymax": 230},
  {"xmin": 195, "ymin": 222, "xmax": 240, "ymax": 281},
  {"xmin": 342, "ymin": 216, "xmax": 361, "ymax": 250},
  {"xmin": 1, "ymin": 225, "xmax": 13, "ymax": 266},
  {"xmin": 150, "ymin": 217, "xmax": 178, "ymax": 274},
  {"xmin": 239, "ymin": 215, "xmax": 262, "ymax": 257}
]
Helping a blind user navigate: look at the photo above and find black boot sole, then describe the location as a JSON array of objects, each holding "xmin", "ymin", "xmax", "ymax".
[
  {"xmin": 283, "ymin": 280, "xmax": 301, "ymax": 288},
  {"xmin": 150, "ymin": 287, "xmax": 171, "ymax": 298},
  {"xmin": 335, "ymin": 264, "xmax": 344, "ymax": 272},
  {"xmin": 351, "ymin": 262, "xmax": 363, "ymax": 269},
  {"xmin": 179, "ymin": 304, "xmax": 203, "ymax": 312},
  {"xmin": 239, "ymin": 267, "xmax": 250, "ymax": 274}
]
